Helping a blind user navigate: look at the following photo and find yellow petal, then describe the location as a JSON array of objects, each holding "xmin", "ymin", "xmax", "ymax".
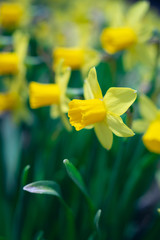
[
  {"xmin": 84, "ymin": 67, "xmax": 103, "ymax": 100},
  {"xmin": 55, "ymin": 61, "xmax": 71, "ymax": 95},
  {"xmin": 139, "ymin": 95, "xmax": 158, "ymax": 121},
  {"xmin": 126, "ymin": 1, "xmax": 149, "ymax": 26},
  {"xmin": 103, "ymin": 87, "xmax": 137, "ymax": 116},
  {"xmin": 60, "ymin": 96, "xmax": 70, "ymax": 113},
  {"xmin": 132, "ymin": 119, "xmax": 149, "ymax": 133},
  {"xmin": 94, "ymin": 122, "xmax": 113, "ymax": 150},
  {"xmin": 83, "ymin": 80, "xmax": 94, "ymax": 99},
  {"xmin": 107, "ymin": 113, "xmax": 135, "ymax": 137}
]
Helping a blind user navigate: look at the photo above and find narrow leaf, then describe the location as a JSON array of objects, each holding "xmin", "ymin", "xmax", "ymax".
[
  {"xmin": 63, "ymin": 159, "xmax": 88, "ymax": 197},
  {"xmin": 23, "ymin": 180, "xmax": 61, "ymax": 198},
  {"xmin": 94, "ymin": 209, "xmax": 101, "ymax": 232}
]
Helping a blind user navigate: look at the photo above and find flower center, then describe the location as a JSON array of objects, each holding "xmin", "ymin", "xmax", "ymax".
[
  {"xmin": 68, "ymin": 99, "xmax": 106, "ymax": 131},
  {"xmin": 0, "ymin": 3, "xmax": 23, "ymax": 29},
  {"xmin": 100, "ymin": 27, "xmax": 137, "ymax": 54},
  {"xmin": 53, "ymin": 47, "xmax": 84, "ymax": 70},
  {"xmin": 29, "ymin": 82, "xmax": 61, "ymax": 109},
  {"xmin": 0, "ymin": 92, "xmax": 19, "ymax": 112},
  {"xmin": 142, "ymin": 120, "xmax": 160, "ymax": 154},
  {"xmin": 0, "ymin": 53, "xmax": 19, "ymax": 75}
]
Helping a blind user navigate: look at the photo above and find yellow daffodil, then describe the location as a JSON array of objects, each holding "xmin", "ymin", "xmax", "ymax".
[
  {"xmin": 68, "ymin": 67, "xmax": 137, "ymax": 149},
  {"xmin": 0, "ymin": 92, "xmax": 19, "ymax": 112},
  {"xmin": 132, "ymin": 95, "xmax": 160, "ymax": 154},
  {"xmin": 101, "ymin": 1, "xmax": 153, "ymax": 70},
  {"xmin": 0, "ymin": 53, "xmax": 19, "ymax": 75},
  {"xmin": 0, "ymin": 3, "xmax": 23, "ymax": 29},
  {"xmin": 53, "ymin": 47, "xmax": 84, "ymax": 70},
  {"xmin": 53, "ymin": 47, "xmax": 100, "ymax": 77},
  {"xmin": 29, "ymin": 61, "xmax": 72, "ymax": 130}
]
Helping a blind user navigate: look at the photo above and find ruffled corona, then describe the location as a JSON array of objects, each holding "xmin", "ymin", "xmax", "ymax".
[
  {"xmin": 29, "ymin": 82, "xmax": 61, "ymax": 109},
  {"xmin": 100, "ymin": 27, "xmax": 137, "ymax": 54},
  {"xmin": 0, "ymin": 92, "xmax": 19, "ymax": 112},
  {"xmin": 68, "ymin": 99, "xmax": 106, "ymax": 130},
  {"xmin": 142, "ymin": 120, "xmax": 160, "ymax": 154},
  {"xmin": 53, "ymin": 47, "xmax": 84, "ymax": 70},
  {"xmin": 0, "ymin": 53, "xmax": 19, "ymax": 75},
  {"xmin": 0, "ymin": 3, "xmax": 23, "ymax": 29}
]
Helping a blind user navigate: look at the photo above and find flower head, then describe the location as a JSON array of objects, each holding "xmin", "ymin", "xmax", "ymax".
[
  {"xmin": 0, "ymin": 3, "xmax": 23, "ymax": 29},
  {"xmin": 0, "ymin": 53, "xmax": 19, "ymax": 75},
  {"xmin": 101, "ymin": 1, "xmax": 150, "ymax": 54},
  {"xmin": 132, "ymin": 95, "xmax": 160, "ymax": 154},
  {"xmin": 29, "ymin": 83, "xmax": 61, "ymax": 109},
  {"xmin": 68, "ymin": 67, "xmax": 137, "ymax": 149},
  {"xmin": 0, "ymin": 92, "xmax": 19, "ymax": 112},
  {"xmin": 101, "ymin": 27, "xmax": 137, "ymax": 54},
  {"xmin": 53, "ymin": 47, "xmax": 85, "ymax": 70},
  {"xmin": 29, "ymin": 61, "xmax": 71, "ymax": 130},
  {"xmin": 53, "ymin": 47, "xmax": 100, "ymax": 77}
]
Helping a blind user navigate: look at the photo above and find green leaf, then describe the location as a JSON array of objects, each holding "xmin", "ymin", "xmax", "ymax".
[
  {"xmin": 94, "ymin": 209, "xmax": 101, "ymax": 232},
  {"xmin": 23, "ymin": 180, "xmax": 61, "ymax": 198},
  {"xmin": 63, "ymin": 159, "xmax": 88, "ymax": 197},
  {"xmin": 63, "ymin": 159, "xmax": 94, "ymax": 212},
  {"xmin": 21, "ymin": 165, "xmax": 30, "ymax": 187}
]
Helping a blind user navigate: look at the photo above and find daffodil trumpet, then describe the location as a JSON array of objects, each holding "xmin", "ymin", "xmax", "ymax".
[
  {"xmin": 0, "ymin": 52, "xmax": 19, "ymax": 75},
  {"xmin": 68, "ymin": 67, "xmax": 137, "ymax": 150},
  {"xmin": 0, "ymin": 92, "xmax": 20, "ymax": 112},
  {"xmin": 0, "ymin": 3, "xmax": 23, "ymax": 29},
  {"xmin": 29, "ymin": 61, "xmax": 72, "ymax": 131}
]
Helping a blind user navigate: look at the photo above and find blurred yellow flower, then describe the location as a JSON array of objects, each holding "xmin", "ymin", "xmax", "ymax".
[
  {"xmin": 101, "ymin": 27, "xmax": 137, "ymax": 54},
  {"xmin": 68, "ymin": 67, "xmax": 137, "ymax": 149},
  {"xmin": 53, "ymin": 47, "xmax": 100, "ymax": 77},
  {"xmin": 29, "ymin": 61, "xmax": 72, "ymax": 131},
  {"xmin": 132, "ymin": 95, "xmax": 160, "ymax": 154},
  {"xmin": 0, "ymin": 92, "xmax": 19, "ymax": 112},
  {"xmin": 101, "ymin": 1, "xmax": 150, "ymax": 54},
  {"xmin": 0, "ymin": 3, "xmax": 23, "ymax": 29},
  {"xmin": 101, "ymin": 1, "xmax": 154, "ymax": 70},
  {"xmin": 53, "ymin": 47, "xmax": 84, "ymax": 70},
  {"xmin": 0, "ymin": 53, "xmax": 19, "ymax": 75},
  {"xmin": 29, "ymin": 83, "xmax": 61, "ymax": 109}
]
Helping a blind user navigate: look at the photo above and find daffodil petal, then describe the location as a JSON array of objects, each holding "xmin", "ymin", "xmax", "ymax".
[
  {"xmin": 126, "ymin": 1, "xmax": 149, "ymax": 26},
  {"xmin": 84, "ymin": 67, "xmax": 103, "ymax": 99},
  {"xmin": 55, "ymin": 60, "xmax": 71, "ymax": 95},
  {"xmin": 60, "ymin": 96, "xmax": 70, "ymax": 113},
  {"xmin": 107, "ymin": 113, "xmax": 135, "ymax": 137},
  {"xmin": 132, "ymin": 119, "xmax": 149, "ymax": 133},
  {"xmin": 83, "ymin": 79, "xmax": 94, "ymax": 99},
  {"xmin": 103, "ymin": 87, "xmax": 137, "ymax": 116},
  {"xmin": 94, "ymin": 122, "xmax": 113, "ymax": 150},
  {"xmin": 139, "ymin": 95, "xmax": 158, "ymax": 121}
]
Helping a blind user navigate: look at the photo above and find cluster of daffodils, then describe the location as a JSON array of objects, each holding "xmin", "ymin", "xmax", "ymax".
[
  {"xmin": 0, "ymin": 0, "xmax": 160, "ymax": 154},
  {"xmin": 29, "ymin": 67, "xmax": 137, "ymax": 150}
]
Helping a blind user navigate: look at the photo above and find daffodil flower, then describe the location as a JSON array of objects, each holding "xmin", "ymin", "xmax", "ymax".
[
  {"xmin": 132, "ymin": 95, "xmax": 160, "ymax": 154},
  {"xmin": 0, "ymin": 92, "xmax": 19, "ymax": 112},
  {"xmin": 29, "ymin": 61, "xmax": 72, "ymax": 131},
  {"xmin": 68, "ymin": 67, "xmax": 137, "ymax": 149},
  {"xmin": 100, "ymin": 1, "xmax": 152, "ymax": 69},
  {"xmin": 0, "ymin": 53, "xmax": 19, "ymax": 75},
  {"xmin": 53, "ymin": 47, "xmax": 100, "ymax": 77},
  {"xmin": 0, "ymin": 3, "xmax": 23, "ymax": 29}
]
